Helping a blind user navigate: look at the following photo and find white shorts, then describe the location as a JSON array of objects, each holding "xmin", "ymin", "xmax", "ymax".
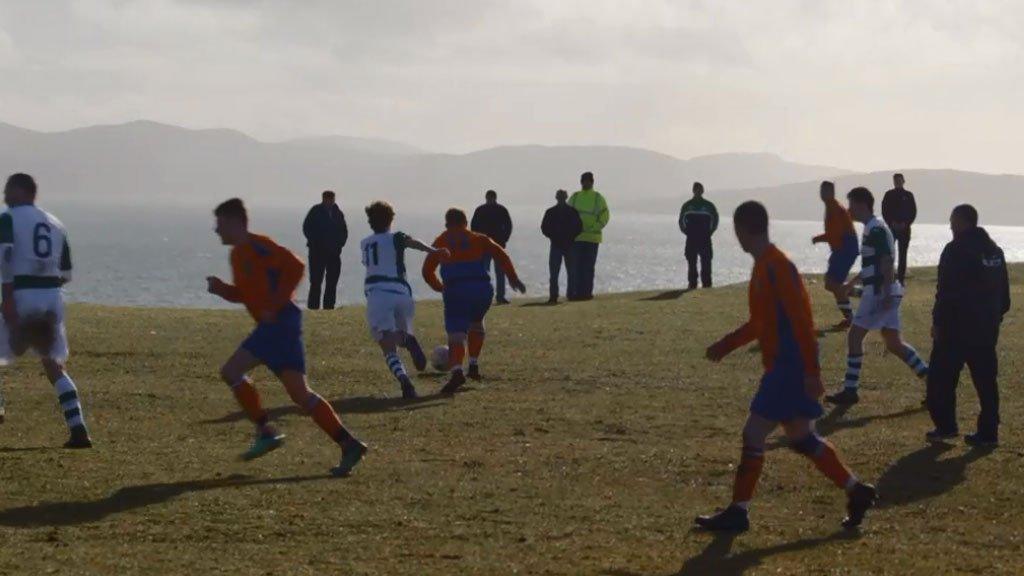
[
  {"xmin": 0, "ymin": 288, "xmax": 69, "ymax": 364},
  {"xmin": 365, "ymin": 289, "xmax": 415, "ymax": 341},
  {"xmin": 853, "ymin": 291, "xmax": 902, "ymax": 331}
]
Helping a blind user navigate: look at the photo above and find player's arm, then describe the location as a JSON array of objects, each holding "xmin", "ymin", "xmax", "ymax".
[
  {"xmin": 421, "ymin": 236, "xmax": 446, "ymax": 293},
  {"xmin": 483, "ymin": 237, "xmax": 525, "ymax": 293},
  {"xmin": 0, "ymin": 213, "xmax": 16, "ymax": 324},
  {"xmin": 402, "ymin": 234, "xmax": 449, "ymax": 258},
  {"xmin": 775, "ymin": 264, "xmax": 821, "ymax": 376},
  {"xmin": 59, "ymin": 236, "xmax": 73, "ymax": 284},
  {"xmin": 707, "ymin": 321, "xmax": 757, "ymax": 362}
]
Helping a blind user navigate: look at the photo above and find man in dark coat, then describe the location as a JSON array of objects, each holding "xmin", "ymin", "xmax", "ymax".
[
  {"xmin": 541, "ymin": 189, "xmax": 583, "ymax": 304},
  {"xmin": 471, "ymin": 190, "xmax": 514, "ymax": 304},
  {"xmin": 881, "ymin": 173, "xmax": 917, "ymax": 285},
  {"xmin": 302, "ymin": 190, "xmax": 348, "ymax": 309},
  {"xmin": 678, "ymin": 182, "xmax": 720, "ymax": 289},
  {"xmin": 926, "ymin": 204, "xmax": 1010, "ymax": 447}
]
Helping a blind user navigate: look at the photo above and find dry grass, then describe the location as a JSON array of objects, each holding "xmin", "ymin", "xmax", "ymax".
[{"xmin": 0, "ymin": 265, "xmax": 1021, "ymax": 575}]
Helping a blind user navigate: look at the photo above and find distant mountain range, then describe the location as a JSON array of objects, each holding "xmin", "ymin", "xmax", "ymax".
[{"xmin": 0, "ymin": 120, "xmax": 1020, "ymax": 225}]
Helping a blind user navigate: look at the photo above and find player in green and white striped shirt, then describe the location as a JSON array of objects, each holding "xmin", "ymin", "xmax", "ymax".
[{"xmin": 826, "ymin": 187, "xmax": 928, "ymax": 406}]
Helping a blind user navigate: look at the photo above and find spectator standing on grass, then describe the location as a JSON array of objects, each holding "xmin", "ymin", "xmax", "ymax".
[
  {"xmin": 541, "ymin": 189, "xmax": 583, "ymax": 304},
  {"xmin": 678, "ymin": 182, "xmax": 719, "ymax": 289},
  {"xmin": 881, "ymin": 173, "xmax": 917, "ymax": 285},
  {"xmin": 471, "ymin": 190, "xmax": 514, "ymax": 305},
  {"xmin": 567, "ymin": 172, "xmax": 610, "ymax": 301},
  {"xmin": 302, "ymin": 190, "xmax": 348, "ymax": 310}
]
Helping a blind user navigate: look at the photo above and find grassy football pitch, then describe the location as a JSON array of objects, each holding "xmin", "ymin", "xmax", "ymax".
[{"xmin": 0, "ymin": 266, "xmax": 1021, "ymax": 575}]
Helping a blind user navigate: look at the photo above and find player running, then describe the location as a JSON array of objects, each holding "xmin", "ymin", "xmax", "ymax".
[
  {"xmin": 697, "ymin": 201, "xmax": 876, "ymax": 532},
  {"xmin": 206, "ymin": 198, "xmax": 367, "ymax": 477},
  {"xmin": 0, "ymin": 173, "xmax": 92, "ymax": 448},
  {"xmin": 422, "ymin": 208, "xmax": 525, "ymax": 395},
  {"xmin": 360, "ymin": 201, "xmax": 447, "ymax": 399},
  {"xmin": 825, "ymin": 187, "xmax": 929, "ymax": 406},
  {"xmin": 811, "ymin": 181, "xmax": 859, "ymax": 329}
]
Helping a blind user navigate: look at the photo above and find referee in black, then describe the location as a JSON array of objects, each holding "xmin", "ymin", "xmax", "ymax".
[{"xmin": 925, "ymin": 204, "xmax": 1010, "ymax": 447}]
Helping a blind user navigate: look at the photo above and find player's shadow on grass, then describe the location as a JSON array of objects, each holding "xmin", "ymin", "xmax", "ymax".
[
  {"xmin": 638, "ymin": 288, "xmax": 694, "ymax": 302},
  {"xmin": 765, "ymin": 404, "xmax": 924, "ymax": 452},
  {"xmin": 605, "ymin": 530, "xmax": 859, "ymax": 576},
  {"xmin": 875, "ymin": 443, "xmax": 994, "ymax": 510},
  {"xmin": 201, "ymin": 393, "xmax": 448, "ymax": 425},
  {"xmin": 0, "ymin": 473, "xmax": 326, "ymax": 528}
]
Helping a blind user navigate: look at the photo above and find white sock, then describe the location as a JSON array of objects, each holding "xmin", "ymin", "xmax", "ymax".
[
  {"xmin": 55, "ymin": 374, "xmax": 85, "ymax": 429},
  {"xmin": 844, "ymin": 476, "xmax": 860, "ymax": 492},
  {"xmin": 734, "ymin": 501, "xmax": 750, "ymax": 510}
]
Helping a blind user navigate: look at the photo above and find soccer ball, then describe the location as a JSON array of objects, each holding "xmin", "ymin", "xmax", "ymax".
[{"xmin": 430, "ymin": 345, "xmax": 449, "ymax": 372}]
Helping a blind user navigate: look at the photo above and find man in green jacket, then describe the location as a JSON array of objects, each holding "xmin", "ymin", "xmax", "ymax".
[
  {"xmin": 678, "ymin": 182, "xmax": 719, "ymax": 289},
  {"xmin": 567, "ymin": 172, "xmax": 610, "ymax": 301}
]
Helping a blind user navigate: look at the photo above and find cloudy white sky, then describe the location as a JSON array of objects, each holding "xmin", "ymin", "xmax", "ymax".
[{"xmin": 0, "ymin": 0, "xmax": 1020, "ymax": 173}]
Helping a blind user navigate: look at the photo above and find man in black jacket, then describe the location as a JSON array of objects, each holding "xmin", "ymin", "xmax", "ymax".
[
  {"xmin": 925, "ymin": 204, "xmax": 1010, "ymax": 447},
  {"xmin": 471, "ymin": 190, "xmax": 514, "ymax": 304},
  {"xmin": 541, "ymin": 189, "xmax": 583, "ymax": 304},
  {"xmin": 302, "ymin": 190, "xmax": 348, "ymax": 310},
  {"xmin": 881, "ymin": 173, "xmax": 917, "ymax": 285}
]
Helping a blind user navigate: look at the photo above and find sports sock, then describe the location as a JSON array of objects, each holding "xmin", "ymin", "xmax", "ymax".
[
  {"xmin": 468, "ymin": 330, "xmax": 485, "ymax": 365},
  {"xmin": 230, "ymin": 377, "xmax": 268, "ymax": 428},
  {"xmin": 385, "ymin": 351, "xmax": 408, "ymax": 381},
  {"xmin": 449, "ymin": 342, "xmax": 466, "ymax": 372},
  {"xmin": 843, "ymin": 354, "xmax": 863, "ymax": 390},
  {"xmin": 731, "ymin": 446, "xmax": 764, "ymax": 507},
  {"xmin": 806, "ymin": 437, "xmax": 855, "ymax": 490},
  {"xmin": 54, "ymin": 374, "xmax": 86, "ymax": 429},
  {"xmin": 902, "ymin": 345, "xmax": 929, "ymax": 379},
  {"xmin": 837, "ymin": 300, "xmax": 852, "ymax": 320},
  {"xmin": 304, "ymin": 393, "xmax": 352, "ymax": 445}
]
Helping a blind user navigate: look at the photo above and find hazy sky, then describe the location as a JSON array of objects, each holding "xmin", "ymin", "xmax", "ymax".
[{"xmin": 0, "ymin": 0, "xmax": 1020, "ymax": 173}]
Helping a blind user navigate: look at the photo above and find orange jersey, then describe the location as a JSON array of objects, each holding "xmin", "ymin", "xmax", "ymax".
[
  {"xmin": 422, "ymin": 226, "xmax": 519, "ymax": 292},
  {"xmin": 821, "ymin": 198, "xmax": 856, "ymax": 251},
  {"xmin": 224, "ymin": 233, "xmax": 305, "ymax": 321},
  {"xmin": 720, "ymin": 245, "xmax": 820, "ymax": 375}
]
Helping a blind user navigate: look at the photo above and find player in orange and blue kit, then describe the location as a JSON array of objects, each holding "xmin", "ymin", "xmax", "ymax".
[
  {"xmin": 812, "ymin": 180, "xmax": 859, "ymax": 328},
  {"xmin": 696, "ymin": 201, "xmax": 876, "ymax": 532},
  {"xmin": 206, "ymin": 198, "xmax": 367, "ymax": 477},
  {"xmin": 422, "ymin": 208, "xmax": 526, "ymax": 395}
]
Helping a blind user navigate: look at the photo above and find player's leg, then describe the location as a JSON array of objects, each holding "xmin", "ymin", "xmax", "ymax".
[
  {"xmin": 220, "ymin": 347, "xmax": 283, "ymax": 460},
  {"xmin": 696, "ymin": 413, "xmax": 775, "ymax": 531},
  {"xmin": 42, "ymin": 358, "xmax": 92, "ymax": 449},
  {"xmin": 379, "ymin": 332, "xmax": 417, "ymax": 399},
  {"xmin": 925, "ymin": 338, "xmax": 963, "ymax": 440},
  {"xmin": 278, "ymin": 370, "xmax": 367, "ymax": 476},
  {"xmin": 441, "ymin": 331, "xmax": 468, "ymax": 395},
  {"xmin": 826, "ymin": 324, "xmax": 868, "ymax": 404},
  {"xmin": 467, "ymin": 320, "xmax": 486, "ymax": 381},
  {"xmin": 783, "ymin": 419, "xmax": 877, "ymax": 529},
  {"xmin": 396, "ymin": 296, "xmax": 427, "ymax": 372},
  {"xmin": 824, "ymin": 276, "xmax": 852, "ymax": 327},
  {"xmin": 881, "ymin": 328, "xmax": 928, "ymax": 381}
]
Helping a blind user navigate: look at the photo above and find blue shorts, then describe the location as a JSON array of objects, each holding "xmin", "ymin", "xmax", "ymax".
[
  {"xmin": 241, "ymin": 303, "xmax": 306, "ymax": 375},
  {"xmin": 750, "ymin": 362, "xmax": 824, "ymax": 422},
  {"xmin": 826, "ymin": 234, "xmax": 859, "ymax": 283},
  {"xmin": 443, "ymin": 281, "xmax": 494, "ymax": 334}
]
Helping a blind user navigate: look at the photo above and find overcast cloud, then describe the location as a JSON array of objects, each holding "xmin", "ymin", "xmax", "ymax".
[{"xmin": 0, "ymin": 0, "xmax": 1021, "ymax": 173}]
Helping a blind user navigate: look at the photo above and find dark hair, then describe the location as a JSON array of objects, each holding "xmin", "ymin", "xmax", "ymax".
[
  {"xmin": 214, "ymin": 198, "xmax": 248, "ymax": 224},
  {"xmin": 365, "ymin": 200, "xmax": 395, "ymax": 233},
  {"xmin": 581, "ymin": 172, "xmax": 594, "ymax": 181},
  {"xmin": 322, "ymin": 190, "xmax": 335, "ymax": 199},
  {"xmin": 952, "ymin": 204, "xmax": 979, "ymax": 227},
  {"xmin": 693, "ymin": 181, "xmax": 704, "ymax": 193},
  {"xmin": 820, "ymin": 180, "xmax": 835, "ymax": 194},
  {"xmin": 733, "ymin": 201, "xmax": 769, "ymax": 235},
  {"xmin": 445, "ymin": 208, "xmax": 468, "ymax": 228},
  {"xmin": 5, "ymin": 173, "xmax": 37, "ymax": 197},
  {"xmin": 894, "ymin": 173, "xmax": 905, "ymax": 179},
  {"xmin": 846, "ymin": 187, "xmax": 875, "ymax": 211},
  {"xmin": 485, "ymin": 189, "xmax": 497, "ymax": 199}
]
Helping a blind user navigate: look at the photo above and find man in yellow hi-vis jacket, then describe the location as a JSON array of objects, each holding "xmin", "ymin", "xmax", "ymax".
[{"xmin": 567, "ymin": 172, "xmax": 610, "ymax": 301}]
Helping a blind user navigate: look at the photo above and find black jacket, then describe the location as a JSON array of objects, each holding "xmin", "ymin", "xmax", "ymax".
[
  {"xmin": 541, "ymin": 202, "xmax": 583, "ymax": 249},
  {"xmin": 302, "ymin": 203, "xmax": 348, "ymax": 253},
  {"xmin": 933, "ymin": 227, "xmax": 1010, "ymax": 346},
  {"xmin": 881, "ymin": 188, "xmax": 918, "ymax": 228},
  {"xmin": 471, "ymin": 203, "xmax": 513, "ymax": 246}
]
